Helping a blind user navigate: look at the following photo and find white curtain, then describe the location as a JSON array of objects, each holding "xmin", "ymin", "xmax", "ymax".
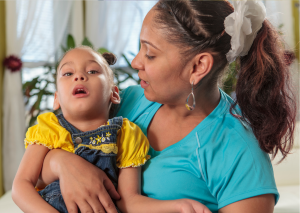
[
  {"xmin": 3, "ymin": 0, "xmax": 80, "ymax": 192},
  {"xmin": 265, "ymin": 0, "xmax": 295, "ymax": 48},
  {"xmin": 85, "ymin": 1, "xmax": 157, "ymax": 67}
]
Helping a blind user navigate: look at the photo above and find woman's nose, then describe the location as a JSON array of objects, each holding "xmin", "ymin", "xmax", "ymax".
[{"xmin": 131, "ymin": 51, "xmax": 144, "ymax": 71}]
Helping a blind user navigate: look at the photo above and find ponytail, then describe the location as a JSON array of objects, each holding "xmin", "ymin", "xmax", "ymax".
[{"xmin": 233, "ymin": 20, "xmax": 297, "ymax": 161}]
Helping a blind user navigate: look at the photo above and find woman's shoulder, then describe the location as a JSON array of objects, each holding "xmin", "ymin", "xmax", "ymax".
[
  {"xmin": 195, "ymin": 91, "xmax": 279, "ymax": 208},
  {"xmin": 116, "ymin": 86, "xmax": 160, "ymax": 125},
  {"xmin": 120, "ymin": 85, "xmax": 145, "ymax": 100}
]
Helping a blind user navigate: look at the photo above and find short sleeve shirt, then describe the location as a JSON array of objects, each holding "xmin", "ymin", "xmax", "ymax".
[
  {"xmin": 116, "ymin": 85, "xmax": 279, "ymax": 212},
  {"xmin": 24, "ymin": 112, "xmax": 150, "ymax": 169}
]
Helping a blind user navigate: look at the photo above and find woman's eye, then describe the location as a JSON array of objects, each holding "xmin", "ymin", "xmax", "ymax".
[
  {"xmin": 63, "ymin": 72, "xmax": 72, "ymax": 76},
  {"xmin": 145, "ymin": 54, "xmax": 155, "ymax": 60},
  {"xmin": 88, "ymin": 70, "xmax": 98, "ymax": 74}
]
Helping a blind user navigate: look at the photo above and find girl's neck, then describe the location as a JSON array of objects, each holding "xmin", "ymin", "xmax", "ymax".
[{"xmin": 63, "ymin": 113, "xmax": 109, "ymax": 132}]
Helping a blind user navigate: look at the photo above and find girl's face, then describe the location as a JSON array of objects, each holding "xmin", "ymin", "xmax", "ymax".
[
  {"xmin": 131, "ymin": 9, "xmax": 192, "ymax": 105},
  {"xmin": 54, "ymin": 48, "xmax": 119, "ymax": 119}
]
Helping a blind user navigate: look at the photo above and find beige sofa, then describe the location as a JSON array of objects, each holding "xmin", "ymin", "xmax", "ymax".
[
  {"xmin": 0, "ymin": 124, "xmax": 299, "ymax": 213},
  {"xmin": 272, "ymin": 123, "xmax": 299, "ymax": 213}
]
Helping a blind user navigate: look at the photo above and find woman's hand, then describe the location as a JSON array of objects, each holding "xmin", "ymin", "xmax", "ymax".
[
  {"xmin": 176, "ymin": 199, "xmax": 211, "ymax": 213},
  {"xmin": 40, "ymin": 149, "xmax": 120, "ymax": 213}
]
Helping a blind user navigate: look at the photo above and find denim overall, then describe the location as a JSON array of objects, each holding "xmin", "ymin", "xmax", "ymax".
[{"xmin": 38, "ymin": 114, "xmax": 123, "ymax": 213}]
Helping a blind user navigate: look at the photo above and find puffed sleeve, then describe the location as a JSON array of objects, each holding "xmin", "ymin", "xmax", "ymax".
[
  {"xmin": 116, "ymin": 118, "xmax": 150, "ymax": 168},
  {"xmin": 24, "ymin": 112, "xmax": 74, "ymax": 153}
]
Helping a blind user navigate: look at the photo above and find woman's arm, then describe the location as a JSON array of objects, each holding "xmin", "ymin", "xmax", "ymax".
[
  {"xmin": 218, "ymin": 194, "xmax": 275, "ymax": 213},
  {"xmin": 12, "ymin": 144, "xmax": 59, "ymax": 213},
  {"xmin": 117, "ymin": 167, "xmax": 211, "ymax": 213},
  {"xmin": 39, "ymin": 149, "xmax": 120, "ymax": 213}
]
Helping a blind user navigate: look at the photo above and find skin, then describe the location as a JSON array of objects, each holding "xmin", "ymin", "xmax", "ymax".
[
  {"xmin": 38, "ymin": 7, "xmax": 275, "ymax": 213},
  {"xmin": 13, "ymin": 48, "xmax": 211, "ymax": 213},
  {"xmin": 13, "ymin": 48, "xmax": 122, "ymax": 213}
]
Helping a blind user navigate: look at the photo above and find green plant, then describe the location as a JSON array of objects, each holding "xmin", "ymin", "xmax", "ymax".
[
  {"xmin": 23, "ymin": 34, "xmax": 138, "ymax": 127},
  {"xmin": 222, "ymin": 61, "xmax": 238, "ymax": 96}
]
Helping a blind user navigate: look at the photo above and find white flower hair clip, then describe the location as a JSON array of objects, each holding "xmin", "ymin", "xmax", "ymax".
[{"xmin": 224, "ymin": 0, "xmax": 266, "ymax": 63}]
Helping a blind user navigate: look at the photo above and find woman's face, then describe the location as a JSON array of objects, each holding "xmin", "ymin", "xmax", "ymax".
[{"xmin": 131, "ymin": 9, "xmax": 192, "ymax": 105}]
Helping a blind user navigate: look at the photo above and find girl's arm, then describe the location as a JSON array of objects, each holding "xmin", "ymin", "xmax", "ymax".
[
  {"xmin": 218, "ymin": 194, "xmax": 275, "ymax": 213},
  {"xmin": 117, "ymin": 167, "xmax": 211, "ymax": 213},
  {"xmin": 12, "ymin": 144, "xmax": 59, "ymax": 213},
  {"xmin": 38, "ymin": 149, "xmax": 120, "ymax": 213}
]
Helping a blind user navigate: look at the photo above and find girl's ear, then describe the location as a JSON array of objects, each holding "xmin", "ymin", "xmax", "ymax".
[
  {"xmin": 190, "ymin": 52, "xmax": 214, "ymax": 85},
  {"xmin": 110, "ymin": 86, "xmax": 120, "ymax": 105},
  {"xmin": 53, "ymin": 92, "xmax": 60, "ymax": 110}
]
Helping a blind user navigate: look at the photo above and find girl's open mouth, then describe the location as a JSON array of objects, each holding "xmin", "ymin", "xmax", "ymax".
[{"xmin": 72, "ymin": 85, "xmax": 89, "ymax": 97}]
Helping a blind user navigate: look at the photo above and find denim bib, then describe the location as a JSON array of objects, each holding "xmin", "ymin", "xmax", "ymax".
[{"xmin": 38, "ymin": 114, "xmax": 123, "ymax": 213}]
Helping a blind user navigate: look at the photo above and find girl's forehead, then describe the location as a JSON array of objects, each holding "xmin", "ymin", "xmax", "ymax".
[{"xmin": 59, "ymin": 48, "xmax": 103, "ymax": 69}]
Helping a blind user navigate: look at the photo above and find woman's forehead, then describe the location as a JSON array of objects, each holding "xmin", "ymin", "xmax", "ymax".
[{"xmin": 140, "ymin": 9, "xmax": 168, "ymax": 50}]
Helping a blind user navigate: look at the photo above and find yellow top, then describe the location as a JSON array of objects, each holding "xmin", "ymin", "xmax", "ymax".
[{"xmin": 25, "ymin": 112, "xmax": 150, "ymax": 168}]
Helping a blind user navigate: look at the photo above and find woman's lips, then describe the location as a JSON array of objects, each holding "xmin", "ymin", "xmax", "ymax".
[{"xmin": 140, "ymin": 80, "xmax": 149, "ymax": 89}]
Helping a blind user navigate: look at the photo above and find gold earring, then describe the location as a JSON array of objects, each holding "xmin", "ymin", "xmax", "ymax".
[{"xmin": 185, "ymin": 81, "xmax": 196, "ymax": 111}]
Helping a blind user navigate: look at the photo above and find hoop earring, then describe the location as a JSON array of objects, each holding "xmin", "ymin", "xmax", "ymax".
[{"xmin": 185, "ymin": 81, "xmax": 196, "ymax": 111}]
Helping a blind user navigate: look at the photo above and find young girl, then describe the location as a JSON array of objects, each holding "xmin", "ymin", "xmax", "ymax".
[{"xmin": 12, "ymin": 46, "xmax": 211, "ymax": 213}]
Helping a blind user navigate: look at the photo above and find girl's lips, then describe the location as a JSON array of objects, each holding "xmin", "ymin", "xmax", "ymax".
[
  {"xmin": 140, "ymin": 80, "xmax": 149, "ymax": 89},
  {"xmin": 72, "ymin": 85, "xmax": 89, "ymax": 98}
]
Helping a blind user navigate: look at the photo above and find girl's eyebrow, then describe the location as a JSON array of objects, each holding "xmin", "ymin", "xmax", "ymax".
[
  {"xmin": 86, "ymin": 60, "xmax": 100, "ymax": 65},
  {"xmin": 59, "ymin": 60, "xmax": 99, "ymax": 70},
  {"xmin": 59, "ymin": 61, "xmax": 74, "ymax": 70}
]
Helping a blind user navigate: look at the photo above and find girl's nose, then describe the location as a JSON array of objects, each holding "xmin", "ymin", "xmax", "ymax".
[
  {"xmin": 131, "ymin": 51, "xmax": 144, "ymax": 71},
  {"xmin": 75, "ymin": 76, "xmax": 85, "ymax": 81},
  {"xmin": 74, "ymin": 72, "xmax": 87, "ymax": 81}
]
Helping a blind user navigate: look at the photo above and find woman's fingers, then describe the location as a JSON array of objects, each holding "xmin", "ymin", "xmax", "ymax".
[
  {"xmin": 97, "ymin": 187, "xmax": 118, "ymax": 213},
  {"xmin": 189, "ymin": 200, "xmax": 211, "ymax": 213},
  {"xmin": 64, "ymin": 200, "xmax": 78, "ymax": 213},
  {"xmin": 76, "ymin": 200, "xmax": 94, "ymax": 213},
  {"xmin": 87, "ymin": 195, "xmax": 106, "ymax": 213},
  {"xmin": 103, "ymin": 178, "xmax": 120, "ymax": 200}
]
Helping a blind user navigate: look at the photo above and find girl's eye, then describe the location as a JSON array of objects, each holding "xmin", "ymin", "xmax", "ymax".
[
  {"xmin": 145, "ymin": 54, "xmax": 155, "ymax": 60},
  {"xmin": 63, "ymin": 72, "xmax": 72, "ymax": 76},
  {"xmin": 88, "ymin": 70, "xmax": 98, "ymax": 74}
]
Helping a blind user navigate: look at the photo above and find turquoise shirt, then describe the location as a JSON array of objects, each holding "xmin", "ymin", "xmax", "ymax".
[{"xmin": 116, "ymin": 85, "xmax": 279, "ymax": 212}]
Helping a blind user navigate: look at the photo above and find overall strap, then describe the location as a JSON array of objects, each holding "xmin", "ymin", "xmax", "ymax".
[
  {"xmin": 108, "ymin": 116, "xmax": 123, "ymax": 127},
  {"xmin": 56, "ymin": 114, "xmax": 82, "ymax": 134}
]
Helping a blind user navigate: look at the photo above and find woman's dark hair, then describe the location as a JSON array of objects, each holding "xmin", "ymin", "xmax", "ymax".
[{"xmin": 154, "ymin": 0, "xmax": 296, "ymax": 161}]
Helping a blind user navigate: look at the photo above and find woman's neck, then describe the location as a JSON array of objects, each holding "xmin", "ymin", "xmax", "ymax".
[{"xmin": 162, "ymin": 85, "xmax": 220, "ymax": 122}]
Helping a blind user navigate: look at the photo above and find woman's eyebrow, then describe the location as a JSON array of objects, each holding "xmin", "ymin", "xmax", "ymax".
[{"xmin": 140, "ymin": 40, "xmax": 161, "ymax": 51}]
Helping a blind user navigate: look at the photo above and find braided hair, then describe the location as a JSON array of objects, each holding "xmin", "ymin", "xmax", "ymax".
[{"xmin": 153, "ymin": 0, "xmax": 296, "ymax": 161}]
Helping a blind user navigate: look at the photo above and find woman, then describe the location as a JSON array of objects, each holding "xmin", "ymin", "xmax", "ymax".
[{"xmin": 38, "ymin": 1, "xmax": 296, "ymax": 212}]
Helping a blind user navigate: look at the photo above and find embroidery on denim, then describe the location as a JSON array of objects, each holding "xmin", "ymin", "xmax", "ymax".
[{"xmin": 76, "ymin": 143, "xmax": 118, "ymax": 154}]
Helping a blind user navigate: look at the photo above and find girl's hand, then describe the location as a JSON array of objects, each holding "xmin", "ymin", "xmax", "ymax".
[
  {"xmin": 176, "ymin": 199, "xmax": 212, "ymax": 213},
  {"xmin": 41, "ymin": 149, "xmax": 120, "ymax": 213}
]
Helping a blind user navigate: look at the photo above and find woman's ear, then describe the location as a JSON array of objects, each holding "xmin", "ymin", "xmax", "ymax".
[
  {"xmin": 110, "ymin": 86, "xmax": 120, "ymax": 105},
  {"xmin": 190, "ymin": 52, "xmax": 214, "ymax": 85},
  {"xmin": 53, "ymin": 92, "xmax": 60, "ymax": 110}
]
